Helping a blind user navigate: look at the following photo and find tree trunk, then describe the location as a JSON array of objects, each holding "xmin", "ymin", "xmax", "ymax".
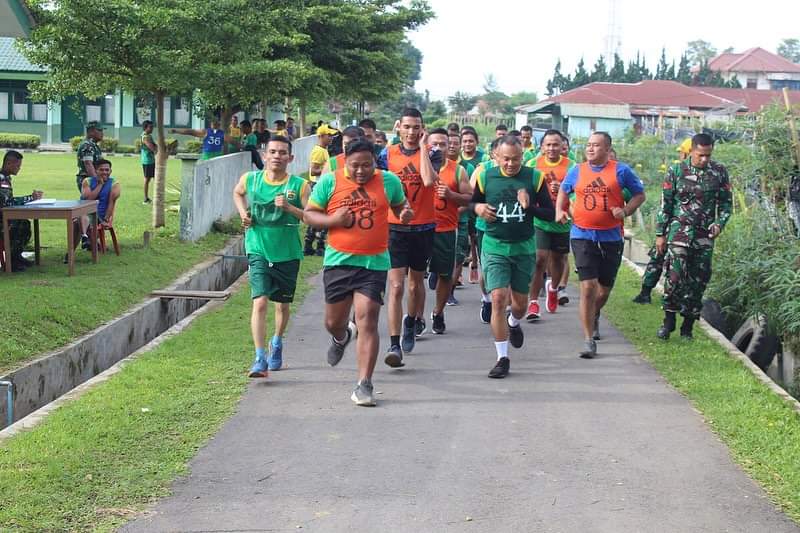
[
  {"xmin": 220, "ymin": 107, "xmax": 232, "ymax": 154},
  {"xmin": 299, "ymin": 100, "xmax": 307, "ymax": 137},
  {"xmin": 152, "ymin": 90, "xmax": 167, "ymax": 228}
]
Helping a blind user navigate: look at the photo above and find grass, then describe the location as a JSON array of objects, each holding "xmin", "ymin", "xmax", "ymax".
[
  {"xmin": 0, "ymin": 153, "xmax": 230, "ymax": 374},
  {"xmin": 604, "ymin": 266, "xmax": 800, "ymax": 523},
  {"xmin": 0, "ymin": 255, "xmax": 322, "ymax": 532}
]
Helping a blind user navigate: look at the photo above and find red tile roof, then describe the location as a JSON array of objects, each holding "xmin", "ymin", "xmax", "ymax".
[
  {"xmin": 708, "ymin": 47, "xmax": 800, "ymax": 74},
  {"xmin": 699, "ymin": 87, "xmax": 800, "ymax": 111}
]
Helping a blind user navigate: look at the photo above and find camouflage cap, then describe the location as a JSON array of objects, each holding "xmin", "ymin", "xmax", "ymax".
[{"xmin": 86, "ymin": 120, "xmax": 104, "ymax": 131}]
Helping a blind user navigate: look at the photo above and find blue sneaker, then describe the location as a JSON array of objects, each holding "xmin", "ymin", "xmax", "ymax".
[
  {"xmin": 248, "ymin": 357, "xmax": 269, "ymax": 378},
  {"xmin": 401, "ymin": 314, "xmax": 416, "ymax": 353},
  {"xmin": 267, "ymin": 339, "xmax": 283, "ymax": 370}
]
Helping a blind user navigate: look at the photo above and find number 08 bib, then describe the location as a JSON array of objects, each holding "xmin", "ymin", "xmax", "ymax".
[{"xmin": 327, "ymin": 169, "xmax": 391, "ymax": 255}]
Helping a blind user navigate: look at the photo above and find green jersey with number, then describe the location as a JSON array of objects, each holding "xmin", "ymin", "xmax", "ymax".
[{"xmin": 245, "ymin": 172, "xmax": 307, "ymax": 262}]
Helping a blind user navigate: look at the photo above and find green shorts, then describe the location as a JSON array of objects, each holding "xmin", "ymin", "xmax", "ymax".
[
  {"xmin": 248, "ymin": 256, "xmax": 300, "ymax": 303},
  {"xmin": 455, "ymin": 220, "xmax": 470, "ymax": 266},
  {"xmin": 481, "ymin": 250, "xmax": 535, "ymax": 294},
  {"xmin": 429, "ymin": 230, "xmax": 456, "ymax": 277}
]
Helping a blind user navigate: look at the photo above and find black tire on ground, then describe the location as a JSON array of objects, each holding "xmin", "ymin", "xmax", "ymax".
[
  {"xmin": 730, "ymin": 318, "xmax": 780, "ymax": 371},
  {"xmin": 701, "ymin": 298, "xmax": 730, "ymax": 338}
]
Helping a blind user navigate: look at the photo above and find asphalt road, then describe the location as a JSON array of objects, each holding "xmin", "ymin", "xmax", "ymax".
[{"xmin": 122, "ymin": 273, "xmax": 798, "ymax": 533}]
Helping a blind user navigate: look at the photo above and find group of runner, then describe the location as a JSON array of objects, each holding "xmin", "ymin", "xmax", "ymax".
[{"xmin": 234, "ymin": 108, "xmax": 646, "ymax": 406}]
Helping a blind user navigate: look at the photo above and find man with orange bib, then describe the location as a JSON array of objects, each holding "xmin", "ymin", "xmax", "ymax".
[
  {"xmin": 426, "ymin": 128, "xmax": 472, "ymax": 333},
  {"xmin": 556, "ymin": 132, "xmax": 645, "ymax": 359},
  {"xmin": 377, "ymin": 108, "xmax": 438, "ymax": 366},
  {"xmin": 304, "ymin": 140, "xmax": 411, "ymax": 406}
]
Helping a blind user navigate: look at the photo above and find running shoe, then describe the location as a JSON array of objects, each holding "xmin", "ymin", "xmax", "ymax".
[
  {"xmin": 469, "ymin": 265, "xmax": 479, "ymax": 284},
  {"xmin": 579, "ymin": 339, "xmax": 597, "ymax": 359},
  {"xmin": 592, "ymin": 314, "xmax": 601, "ymax": 341},
  {"xmin": 431, "ymin": 312, "xmax": 446, "ymax": 334},
  {"xmin": 446, "ymin": 294, "xmax": 459, "ymax": 306},
  {"xmin": 558, "ymin": 287, "xmax": 570, "ymax": 305},
  {"xmin": 351, "ymin": 380, "xmax": 376, "ymax": 406},
  {"xmin": 385, "ymin": 344, "xmax": 404, "ymax": 368},
  {"xmin": 248, "ymin": 357, "xmax": 269, "ymax": 378},
  {"xmin": 80, "ymin": 234, "xmax": 91, "ymax": 251},
  {"xmin": 401, "ymin": 315, "xmax": 416, "ymax": 353},
  {"xmin": 509, "ymin": 323, "xmax": 524, "ymax": 348},
  {"xmin": 525, "ymin": 300, "xmax": 540, "ymax": 321},
  {"xmin": 327, "ymin": 321, "xmax": 356, "ymax": 366},
  {"xmin": 267, "ymin": 338, "xmax": 283, "ymax": 370},
  {"xmin": 415, "ymin": 316, "xmax": 426, "ymax": 338},
  {"xmin": 480, "ymin": 300, "xmax": 492, "ymax": 324},
  {"xmin": 428, "ymin": 272, "xmax": 438, "ymax": 291},
  {"xmin": 488, "ymin": 357, "xmax": 510, "ymax": 378},
  {"xmin": 545, "ymin": 279, "xmax": 558, "ymax": 314}
]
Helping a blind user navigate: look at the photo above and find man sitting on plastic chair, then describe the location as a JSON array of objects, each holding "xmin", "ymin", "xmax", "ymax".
[{"xmin": 81, "ymin": 158, "xmax": 121, "ymax": 252}]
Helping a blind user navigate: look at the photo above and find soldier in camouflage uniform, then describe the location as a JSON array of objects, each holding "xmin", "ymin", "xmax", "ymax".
[
  {"xmin": 75, "ymin": 121, "xmax": 104, "ymax": 249},
  {"xmin": 655, "ymin": 133, "xmax": 732, "ymax": 340},
  {"xmin": 1, "ymin": 150, "xmax": 43, "ymax": 272}
]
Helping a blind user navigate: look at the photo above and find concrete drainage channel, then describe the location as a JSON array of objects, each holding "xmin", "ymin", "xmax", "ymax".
[{"xmin": 0, "ymin": 236, "xmax": 247, "ymax": 431}]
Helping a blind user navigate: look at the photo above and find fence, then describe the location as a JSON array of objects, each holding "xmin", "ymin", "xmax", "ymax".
[{"xmin": 178, "ymin": 134, "xmax": 318, "ymax": 242}]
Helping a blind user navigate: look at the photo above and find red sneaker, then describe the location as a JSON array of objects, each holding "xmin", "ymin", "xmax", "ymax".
[
  {"xmin": 525, "ymin": 300, "xmax": 540, "ymax": 321},
  {"xmin": 545, "ymin": 279, "xmax": 558, "ymax": 313},
  {"xmin": 469, "ymin": 264, "xmax": 479, "ymax": 284}
]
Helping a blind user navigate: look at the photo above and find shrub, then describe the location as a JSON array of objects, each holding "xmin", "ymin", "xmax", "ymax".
[
  {"xmin": 134, "ymin": 137, "xmax": 179, "ymax": 155},
  {"xmin": 0, "ymin": 133, "xmax": 41, "ymax": 149},
  {"xmin": 69, "ymin": 136, "xmax": 82, "ymax": 150},
  {"xmin": 183, "ymin": 139, "xmax": 202, "ymax": 153},
  {"xmin": 116, "ymin": 144, "xmax": 137, "ymax": 154},
  {"xmin": 98, "ymin": 138, "xmax": 118, "ymax": 153}
]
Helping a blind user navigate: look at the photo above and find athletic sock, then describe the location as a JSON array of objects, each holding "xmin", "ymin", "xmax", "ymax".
[
  {"xmin": 507, "ymin": 314, "xmax": 520, "ymax": 328},
  {"xmin": 255, "ymin": 347, "xmax": 267, "ymax": 360},
  {"xmin": 390, "ymin": 335, "xmax": 400, "ymax": 347},
  {"xmin": 494, "ymin": 341, "xmax": 509, "ymax": 360},
  {"xmin": 481, "ymin": 293, "xmax": 491, "ymax": 303}
]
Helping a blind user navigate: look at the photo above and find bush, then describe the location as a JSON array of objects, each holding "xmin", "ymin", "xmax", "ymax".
[
  {"xmin": 134, "ymin": 137, "xmax": 179, "ymax": 155},
  {"xmin": 69, "ymin": 136, "xmax": 82, "ymax": 151},
  {"xmin": 183, "ymin": 139, "xmax": 202, "ymax": 154},
  {"xmin": 116, "ymin": 144, "xmax": 137, "ymax": 154},
  {"xmin": 0, "ymin": 133, "xmax": 41, "ymax": 149}
]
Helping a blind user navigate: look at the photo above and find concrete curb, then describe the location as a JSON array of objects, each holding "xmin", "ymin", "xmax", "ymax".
[
  {"xmin": 0, "ymin": 273, "xmax": 249, "ymax": 442},
  {"xmin": 621, "ymin": 254, "xmax": 800, "ymax": 416}
]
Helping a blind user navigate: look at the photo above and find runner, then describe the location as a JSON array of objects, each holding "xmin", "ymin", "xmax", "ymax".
[
  {"xmin": 324, "ymin": 126, "xmax": 365, "ymax": 173},
  {"xmin": 459, "ymin": 127, "xmax": 490, "ymax": 285},
  {"xmin": 555, "ymin": 132, "xmax": 645, "ymax": 359},
  {"xmin": 303, "ymin": 139, "xmax": 412, "ymax": 406},
  {"xmin": 305, "ymin": 124, "xmax": 338, "ymax": 256},
  {"xmin": 486, "ymin": 123, "xmax": 508, "ymax": 153},
  {"xmin": 525, "ymin": 129, "xmax": 576, "ymax": 320},
  {"xmin": 377, "ymin": 107, "xmax": 438, "ymax": 366},
  {"xmin": 232, "ymin": 136, "xmax": 310, "ymax": 377},
  {"xmin": 447, "ymin": 130, "xmax": 470, "ymax": 304},
  {"xmin": 471, "ymin": 135, "xmax": 554, "ymax": 378},
  {"xmin": 427, "ymin": 128, "xmax": 472, "ymax": 331},
  {"xmin": 520, "ymin": 125, "xmax": 538, "ymax": 165}
]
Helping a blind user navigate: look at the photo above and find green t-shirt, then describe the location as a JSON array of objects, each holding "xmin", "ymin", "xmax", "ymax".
[
  {"xmin": 243, "ymin": 133, "xmax": 258, "ymax": 149},
  {"xmin": 477, "ymin": 165, "xmax": 542, "ymax": 256},
  {"xmin": 245, "ymin": 172, "xmax": 307, "ymax": 262},
  {"xmin": 309, "ymin": 170, "xmax": 405, "ymax": 271},
  {"xmin": 140, "ymin": 132, "xmax": 155, "ymax": 165},
  {"xmin": 459, "ymin": 149, "xmax": 490, "ymax": 178}
]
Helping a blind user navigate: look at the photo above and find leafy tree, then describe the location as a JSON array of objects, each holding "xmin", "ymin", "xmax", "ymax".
[
  {"xmin": 676, "ymin": 53, "xmax": 692, "ymax": 84},
  {"xmin": 686, "ymin": 39, "xmax": 717, "ymax": 66},
  {"xmin": 425, "ymin": 100, "xmax": 447, "ymax": 120},
  {"xmin": 665, "ymin": 61, "xmax": 676, "ymax": 81},
  {"xmin": 546, "ymin": 59, "xmax": 565, "ymax": 96},
  {"xmin": 507, "ymin": 91, "xmax": 538, "ymax": 108},
  {"xmin": 726, "ymin": 75, "xmax": 742, "ymax": 89},
  {"xmin": 608, "ymin": 53, "xmax": 626, "ymax": 82},
  {"xmin": 448, "ymin": 91, "xmax": 478, "ymax": 114},
  {"xmin": 655, "ymin": 48, "xmax": 669, "ymax": 80},
  {"xmin": 590, "ymin": 55, "xmax": 608, "ymax": 82},
  {"xmin": 777, "ymin": 38, "xmax": 800, "ymax": 63},
  {"xmin": 572, "ymin": 57, "xmax": 590, "ymax": 87}
]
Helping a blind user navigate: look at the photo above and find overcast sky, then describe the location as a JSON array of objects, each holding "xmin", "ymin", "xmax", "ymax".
[{"xmin": 410, "ymin": 0, "xmax": 800, "ymax": 102}]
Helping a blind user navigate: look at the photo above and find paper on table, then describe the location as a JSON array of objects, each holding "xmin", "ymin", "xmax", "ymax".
[{"xmin": 25, "ymin": 199, "xmax": 57, "ymax": 206}]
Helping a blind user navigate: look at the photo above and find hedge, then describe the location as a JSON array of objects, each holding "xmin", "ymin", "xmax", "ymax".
[{"xmin": 0, "ymin": 133, "xmax": 41, "ymax": 149}]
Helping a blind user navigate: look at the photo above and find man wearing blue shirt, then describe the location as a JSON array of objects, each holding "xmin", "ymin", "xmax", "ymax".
[{"xmin": 555, "ymin": 132, "xmax": 645, "ymax": 358}]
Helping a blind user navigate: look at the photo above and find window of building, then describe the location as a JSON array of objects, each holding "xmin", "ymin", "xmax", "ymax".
[
  {"xmin": 135, "ymin": 94, "xmax": 191, "ymax": 126},
  {"xmin": 770, "ymin": 79, "xmax": 800, "ymax": 91},
  {"xmin": 0, "ymin": 92, "xmax": 8, "ymax": 120},
  {"xmin": 31, "ymin": 102, "xmax": 47, "ymax": 122},
  {"xmin": 104, "ymin": 94, "xmax": 115, "ymax": 124},
  {"xmin": 174, "ymin": 97, "xmax": 191, "ymax": 126},
  {"xmin": 12, "ymin": 92, "xmax": 29, "ymax": 120},
  {"xmin": 746, "ymin": 78, "xmax": 758, "ymax": 89}
]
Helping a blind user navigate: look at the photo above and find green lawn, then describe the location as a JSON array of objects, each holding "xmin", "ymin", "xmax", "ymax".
[
  {"xmin": 0, "ymin": 152, "xmax": 230, "ymax": 374},
  {"xmin": 0, "ymin": 256, "xmax": 323, "ymax": 532},
  {"xmin": 605, "ymin": 266, "xmax": 800, "ymax": 523}
]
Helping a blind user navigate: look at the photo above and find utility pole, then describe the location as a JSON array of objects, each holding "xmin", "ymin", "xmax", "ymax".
[{"xmin": 605, "ymin": 0, "xmax": 622, "ymax": 63}]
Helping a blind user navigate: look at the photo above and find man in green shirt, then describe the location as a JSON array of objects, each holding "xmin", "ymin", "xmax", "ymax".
[
  {"xmin": 471, "ymin": 136, "xmax": 555, "ymax": 378},
  {"xmin": 140, "ymin": 120, "xmax": 157, "ymax": 204},
  {"xmin": 238, "ymin": 120, "xmax": 264, "ymax": 170},
  {"xmin": 304, "ymin": 139, "xmax": 411, "ymax": 406},
  {"xmin": 233, "ymin": 136, "xmax": 310, "ymax": 378},
  {"xmin": 520, "ymin": 125, "xmax": 538, "ymax": 165}
]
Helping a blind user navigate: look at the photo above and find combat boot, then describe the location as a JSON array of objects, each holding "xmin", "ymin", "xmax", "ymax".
[
  {"xmin": 680, "ymin": 317, "xmax": 695, "ymax": 340},
  {"xmin": 657, "ymin": 311, "xmax": 676, "ymax": 340},
  {"xmin": 632, "ymin": 288, "xmax": 652, "ymax": 304}
]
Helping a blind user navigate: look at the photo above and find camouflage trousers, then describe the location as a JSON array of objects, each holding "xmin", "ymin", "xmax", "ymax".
[
  {"xmin": 2, "ymin": 219, "xmax": 31, "ymax": 258},
  {"xmin": 662, "ymin": 244, "xmax": 713, "ymax": 319},
  {"xmin": 641, "ymin": 245, "xmax": 666, "ymax": 290}
]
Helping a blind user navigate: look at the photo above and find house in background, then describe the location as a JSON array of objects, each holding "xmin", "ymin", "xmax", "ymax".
[
  {"xmin": 0, "ymin": 0, "xmax": 35, "ymax": 38},
  {"xmin": 516, "ymin": 80, "xmax": 800, "ymax": 140},
  {"xmin": 704, "ymin": 47, "xmax": 800, "ymax": 91}
]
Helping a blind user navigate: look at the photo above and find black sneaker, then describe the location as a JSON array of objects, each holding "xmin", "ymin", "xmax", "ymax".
[
  {"xmin": 488, "ymin": 357, "xmax": 510, "ymax": 378},
  {"xmin": 384, "ymin": 344, "xmax": 404, "ymax": 368},
  {"xmin": 303, "ymin": 247, "xmax": 315, "ymax": 256},
  {"xmin": 592, "ymin": 314, "xmax": 601, "ymax": 340},
  {"xmin": 427, "ymin": 272, "xmax": 438, "ymax": 291},
  {"xmin": 415, "ymin": 316, "xmax": 426, "ymax": 338},
  {"xmin": 431, "ymin": 312, "xmax": 446, "ymax": 334},
  {"xmin": 80, "ymin": 234, "xmax": 91, "ymax": 251},
  {"xmin": 632, "ymin": 290, "xmax": 652, "ymax": 304},
  {"xmin": 327, "ymin": 321, "xmax": 356, "ymax": 366},
  {"xmin": 579, "ymin": 339, "xmax": 597, "ymax": 359},
  {"xmin": 401, "ymin": 315, "xmax": 416, "ymax": 353},
  {"xmin": 508, "ymin": 323, "xmax": 524, "ymax": 349},
  {"xmin": 479, "ymin": 300, "xmax": 492, "ymax": 324}
]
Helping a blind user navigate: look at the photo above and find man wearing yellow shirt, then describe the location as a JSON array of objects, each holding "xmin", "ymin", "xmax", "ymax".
[{"xmin": 304, "ymin": 124, "xmax": 338, "ymax": 256}]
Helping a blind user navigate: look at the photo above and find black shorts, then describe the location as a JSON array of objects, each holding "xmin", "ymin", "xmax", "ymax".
[
  {"xmin": 143, "ymin": 163, "xmax": 155, "ymax": 178},
  {"xmin": 571, "ymin": 239, "xmax": 624, "ymax": 288},
  {"xmin": 323, "ymin": 266, "xmax": 387, "ymax": 305},
  {"xmin": 536, "ymin": 228, "xmax": 570, "ymax": 254},
  {"xmin": 389, "ymin": 227, "xmax": 435, "ymax": 271}
]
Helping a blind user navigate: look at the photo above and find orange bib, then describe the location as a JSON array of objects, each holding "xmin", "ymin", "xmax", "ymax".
[
  {"xmin": 386, "ymin": 144, "xmax": 435, "ymax": 225},
  {"xmin": 536, "ymin": 156, "xmax": 571, "ymax": 204},
  {"xmin": 572, "ymin": 161, "xmax": 624, "ymax": 230},
  {"xmin": 434, "ymin": 159, "xmax": 460, "ymax": 232},
  {"xmin": 327, "ymin": 169, "xmax": 390, "ymax": 255}
]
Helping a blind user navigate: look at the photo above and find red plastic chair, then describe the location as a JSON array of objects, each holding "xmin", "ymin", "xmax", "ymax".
[{"xmin": 94, "ymin": 223, "xmax": 120, "ymax": 255}]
